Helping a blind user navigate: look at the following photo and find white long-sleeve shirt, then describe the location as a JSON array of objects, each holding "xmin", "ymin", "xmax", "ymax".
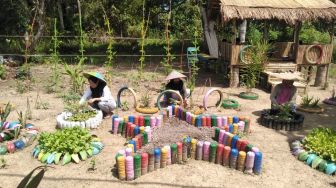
[{"xmin": 79, "ymin": 86, "xmax": 116, "ymax": 105}]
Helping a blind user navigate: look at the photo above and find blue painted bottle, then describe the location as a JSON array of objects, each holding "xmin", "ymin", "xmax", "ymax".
[
  {"xmin": 233, "ymin": 116, "xmax": 239, "ymax": 123},
  {"xmin": 253, "ymin": 152, "xmax": 263, "ymax": 174},
  {"xmin": 229, "ymin": 124, "xmax": 233, "ymax": 133}
]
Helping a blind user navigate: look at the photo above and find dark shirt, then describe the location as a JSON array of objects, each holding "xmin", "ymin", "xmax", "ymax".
[{"xmin": 165, "ymin": 80, "xmax": 185, "ymax": 98}]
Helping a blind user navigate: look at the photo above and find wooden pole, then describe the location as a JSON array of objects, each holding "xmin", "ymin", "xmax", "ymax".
[
  {"xmin": 324, "ymin": 22, "xmax": 335, "ymax": 88},
  {"xmin": 230, "ymin": 20, "xmax": 239, "ymax": 87},
  {"xmin": 293, "ymin": 21, "xmax": 302, "ymax": 61},
  {"xmin": 263, "ymin": 21, "xmax": 269, "ymax": 42}
]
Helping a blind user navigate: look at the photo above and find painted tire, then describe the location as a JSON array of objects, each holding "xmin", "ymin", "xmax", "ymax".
[
  {"xmin": 0, "ymin": 122, "xmax": 38, "ymax": 155},
  {"xmin": 135, "ymin": 106, "xmax": 159, "ymax": 114},
  {"xmin": 222, "ymin": 99, "xmax": 239, "ymax": 109},
  {"xmin": 157, "ymin": 90, "xmax": 183, "ymax": 112},
  {"xmin": 304, "ymin": 45, "xmax": 324, "ymax": 64},
  {"xmin": 239, "ymin": 92, "xmax": 259, "ymax": 100},
  {"xmin": 56, "ymin": 110, "xmax": 103, "ymax": 129},
  {"xmin": 297, "ymin": 106, "xmax": 325, "ymax": 113},
  {"xmin": 259, "ymin": 109, "xmax": 305, "ymax": 131},
  {"xmin": 33, "ymin": 140, "xmax": 104, "ymax": 165},
  {"xmin": 239, "ymin": 45, "xmax": 251, "ymax": 64},
  {"xmin": 323, "ymin": 98, "xmax": 336, "ymax": 106},
  {"xmin": 203, "ymin": 88, "xmax": 223, "ymax": 111},
  {"xmin": 117, "ymin": 86, "xmax": 138, "ymax": 108}
]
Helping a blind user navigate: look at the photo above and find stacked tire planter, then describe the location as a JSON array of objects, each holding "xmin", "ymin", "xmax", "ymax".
[
  {"xmin": 32, "ymin": 127, "xmax": 104, "ymax": 165},
  {"xmin": 323, "ymin": 98, "xmax": 336, "ymax": 106},
  {"xmin": 56, "ymin": 110, "xmax": 103, "ymax": 129},
  {"xmin": 291, "ymin": 129, "xmax": 336, "ymax": 176},
  {"xmin": 259, "ymin": 109, "xmax": 304, "ymax": 131},
  {"xmin": 113, "ymin": 105, "xmax": 262, "ymax": 180},
  {"xmin": 0, "ymin": 121, "xmax": 39, "ymax": 155}
]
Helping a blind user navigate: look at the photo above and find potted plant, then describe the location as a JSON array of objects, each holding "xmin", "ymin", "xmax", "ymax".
[
  {"xmin": 239, "ymin": 40, "xmax": 271, "ymax": 100},
  {"xmin": 323, "ymin": 87, "xmax": 336, "ymax": 106},
  {"xmin": 135, "ymin": 89, "xmax": 159, "ymax": 114},
  {"xmin": 297, "ymin": 95, "xmax": 324, "ymax": 113}
]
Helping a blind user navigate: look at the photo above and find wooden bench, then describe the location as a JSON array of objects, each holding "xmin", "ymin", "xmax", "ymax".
[{"xmin": 264, "ymin": 62, "xmax": 297, "ymax": 72}]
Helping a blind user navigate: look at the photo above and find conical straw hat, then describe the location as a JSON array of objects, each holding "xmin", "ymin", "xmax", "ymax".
[
  {"xmin": 165, "ymin": 70, "xmax": 186, "ymax": 81},
  {"xmin": 83, "ymin": 72, "xmax": 106, "ymax": 83},
  {"xmin": 268, "ymin": 72, "xmax": 304, "ymax": 81}
]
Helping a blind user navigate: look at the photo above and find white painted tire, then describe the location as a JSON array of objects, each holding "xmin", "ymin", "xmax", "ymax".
[{"xmin": 56, "ymin": 110, "xmax": 103, "ymax": 129}]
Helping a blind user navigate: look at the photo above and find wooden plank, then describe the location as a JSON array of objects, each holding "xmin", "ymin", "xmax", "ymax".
[
  {"xmin": 230, "ymin": 45, "xmax": 242, "ymax": 65},
  {"xmin": 296, "ymin": 44, "xmax": 333, "ymax": 64}
]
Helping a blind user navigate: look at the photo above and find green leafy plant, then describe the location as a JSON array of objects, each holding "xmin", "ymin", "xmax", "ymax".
[
  {"xmin": 63, "ymin": 63, "xmax": 85, "ymax": 94},
  {"xmin": 0, "ymin": 102, "xmax": 11, "ymax": 122},
  {"xmin": 138, "ymin": 0, "xmax": 150, "ymax": 78},
  {"xmin": 59, "ymin": 91, "xmax": 81, "ymax": 105},
  {"xmin": 88, "ymin": 158, "xmax": 97, "ymax": 171},
  {"xmin": 160, "ymin": 0, "xmax": 174, "ymax": 75},
  {"xmin": 311, "ymin": 98, "xmax": 320, "ymax": 107},
  {"xmin": 187, "ymin": 28, "xmax": 201, "ymax": 108},
  {"xmin": 67, "ymin": 110, "xmax": 96, "ymax": 122},
  {"xmin": 300, "ymin": 23, "xmax": 330, "ymax": 44},
  {"xmin": 35, "ymin": 93, "xmax": 50, "ymax": 110},
  {"xmin": 0, "ymin": 157, "xmax": 7, "ymax": 169},
  {"xmin": 276, "ymin": 103, "xmax": 294, "ymax": 120},
  {"xmin": 0, "ymin": 64, "xmax": 6, "ymax": 80},
  {"xmin": 101, "ymin": 4, "xmax": 116, "ymax": 74},
  {"xmin": 140, "ymin": 90, "xmax": 151, "ymax": 108},
  {"xmin": 303, "ymin": 128, "xmax": 336, "ymax": 162},
  {"xmin": 240, "ymin": 40, "xmax": 270, "ymax": 92},
  {"xmin": 47, "ymin": 18, "xmax": 62, "ymax": 93},
  {"xmin": 38, "ymin": 127, "xmax": 92, "ymax": 155},
  {"xmin": 17, "ymin": 111, "xmax": 28, "ymax": 128},
  {"xmin": 301, "ymin": 95, "xmax": 314, "ymax": 107},
  {"xmin": 121, "ymin": 101, "xmax": 129, "ymax": 111},
  {"xmin": 300, "ymin": 95, "xmax": 320, "ymax": 108}
]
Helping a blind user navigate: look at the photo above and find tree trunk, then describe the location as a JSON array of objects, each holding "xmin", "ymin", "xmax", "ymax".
[
  {"xmin": 29, "ymin": 0, "xmax": 46, "ymax": 53},
  {"xmin": 180, "ymin": 38, "xmax": 184, "ymax": 70},
  {"xmin": 57, "ymin": 0, "xmax": 65, "ymax": 31},
  {"xmin": 314, "ymin": 65, "xmax": 327, "ymax": 87},
  {"xmin": 230, "ymin": 66, "xmax": 239, "ymax": 87},
  {"xmin": 239, "ymin": 20, "xmax": 247, "ymax": 44},
  {"xmin": 200, "ymin": 7, "xmax": 218, "ymax": 58}
]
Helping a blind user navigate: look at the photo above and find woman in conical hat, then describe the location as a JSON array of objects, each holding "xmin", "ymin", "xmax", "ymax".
[
  {"xmin": 80, "ymin": 72, "xmax": 116, "ymax": 118},
  {"xmin": 269, "ymin": 72, "xmax": 303, "ymax": 110},
  {"xmin": 165, "ymin": 70, "xmax": 189, "ymax": 106}
]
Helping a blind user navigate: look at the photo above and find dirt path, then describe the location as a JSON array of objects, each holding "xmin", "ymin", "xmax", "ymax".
[{"xmin": 0, "ymin": 65, "xmax": 335, "ymax": 188}]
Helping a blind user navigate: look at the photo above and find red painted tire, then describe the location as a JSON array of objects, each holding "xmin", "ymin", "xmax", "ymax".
[{"xmin": 304, "ymin": 45, "xmax": 324, "ymax": 64}]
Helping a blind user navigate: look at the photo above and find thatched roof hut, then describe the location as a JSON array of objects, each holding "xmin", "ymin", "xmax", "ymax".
[{"xmin": 215, "ymin": 0, "xmax": 336, "ymax": 24}]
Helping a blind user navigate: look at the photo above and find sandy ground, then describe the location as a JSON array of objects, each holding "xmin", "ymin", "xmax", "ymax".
[{"xmin": 0, "ymin": 64, "xmax": 335, "ymax": 188}]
